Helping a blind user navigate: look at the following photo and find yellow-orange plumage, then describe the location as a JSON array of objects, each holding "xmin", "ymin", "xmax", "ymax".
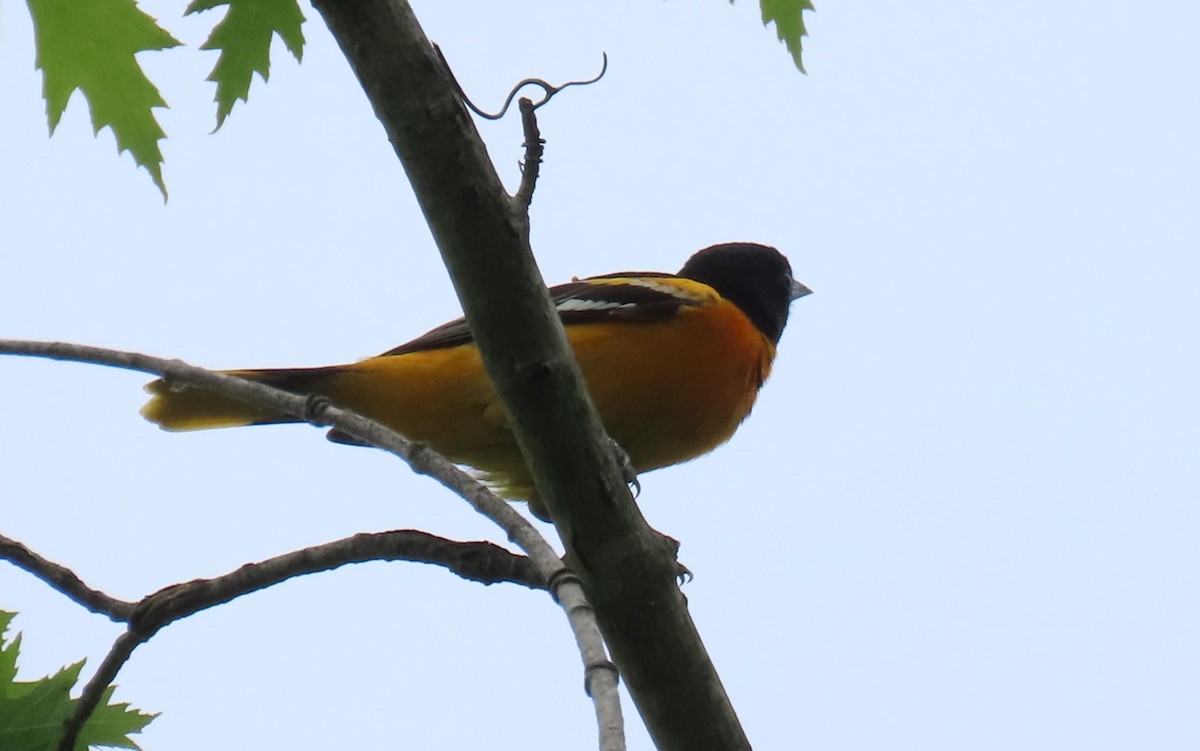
[{"xmin": 141, "ymin": 243, "xmax": 808, "ymax": 515}]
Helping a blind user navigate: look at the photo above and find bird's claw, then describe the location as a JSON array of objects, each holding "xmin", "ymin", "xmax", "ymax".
[
  {"xmin": 675, "ymin": 561, "xmax": 694, "ymax": 586},
  {"xmin": 608, "ymin": 438, "xmax": 640, "ymax": 498}
]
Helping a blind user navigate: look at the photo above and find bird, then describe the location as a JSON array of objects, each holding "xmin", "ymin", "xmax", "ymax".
[{"xmin": 141, "ymin": 242, "xmax": 812, "ymax": 520}]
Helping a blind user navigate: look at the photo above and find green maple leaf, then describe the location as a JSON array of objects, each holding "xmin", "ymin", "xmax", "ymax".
[
  {"xmin": 0, "ymin": 611, "xmax": 156, "ymax": 751},
  {"xmin": 0, "ymin": 612, "xmax": 18, "ymax": 688},
  {"xmin": 755, "ymin": 0, "xmax": 814, "ymax": 72},
  {"xmin": 187, "ymin": 0, "xmax": 306, "ymax": 129},
  {"xmin": 27, "ymin": 0, "xmax": 182, "ymax": 199},
  {"xmin": 75, "ymin": 684, "xmax": 158, "ymax": 751}
]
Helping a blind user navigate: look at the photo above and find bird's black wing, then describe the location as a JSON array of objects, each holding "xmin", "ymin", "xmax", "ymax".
[{"xmin": 378, "ymin": 273, "xmax": 697, "ymax": 357}]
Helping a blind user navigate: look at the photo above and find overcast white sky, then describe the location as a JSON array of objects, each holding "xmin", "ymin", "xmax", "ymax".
[{"xmin": 3, "ymin": 1, "xmax": 1199, "ymax": 749}]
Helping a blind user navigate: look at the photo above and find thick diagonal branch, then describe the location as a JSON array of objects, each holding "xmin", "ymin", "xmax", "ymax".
[{"xmin": 306, "ymin": 2, "xmax": 750, "ymax": 749}]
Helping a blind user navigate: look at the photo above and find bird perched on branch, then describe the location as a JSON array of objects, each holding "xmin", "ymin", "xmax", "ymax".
[{"xmin": 142, "ymin": 242, "xmax": 812, "ymax": 520}]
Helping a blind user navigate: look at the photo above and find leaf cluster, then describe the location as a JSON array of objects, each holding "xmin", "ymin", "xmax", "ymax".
[
  {"xmin": 19, "ymin": 0, "xmax": 811, "ymax": 199},
  {"xmin": 24, "ymin": 0, "xmax": 305, "ymax": 199}
]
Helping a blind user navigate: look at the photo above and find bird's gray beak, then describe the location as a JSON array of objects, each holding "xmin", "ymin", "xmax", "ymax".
[{"xmin": 790, "ymin": 279, "xmax": 813, "ymax": 300}]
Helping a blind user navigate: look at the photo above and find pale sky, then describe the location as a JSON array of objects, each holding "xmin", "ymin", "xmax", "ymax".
[{"xmin": 3, "ymin": 1, "xmax": 1199, "ymax": 749}]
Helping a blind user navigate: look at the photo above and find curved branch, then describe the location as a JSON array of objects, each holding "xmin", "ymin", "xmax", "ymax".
[
  {"xmin": 0, "ymin": 339, "xmax": 619, "ymax": 751},
  {"xmin": 131, "ymin": 530, "xmax": 545, "ymax": 616},
  {"xmin": 0, "ymin": 523, "xmax": 542, "ymax": 751},
  {"xmin": 0, "ymin": 533, "xmax": 135, "ymax": 621},
  {"xmin": 0, "ymin": 529, "xmax": 541, "ymax": 625}
]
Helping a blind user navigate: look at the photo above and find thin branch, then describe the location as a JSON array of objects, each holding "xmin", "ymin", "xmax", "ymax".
[
  {"xmin": 132, "ymin": 531, "xmax": 545, "ymax": 616},
  {"xmin": 513, "ymin": 97, "xmax": 544, "ymax": 213},
  {"xmin": 0, "ymin": 533, "xmax": 135, "ymax": 621},
  {"xmin": 58, "ymin": 630, "xmax": 145, "ymax": 750},
  {"xmin": 0, "ymin": 530, "xmax": 541, "ymax": 625},
  {"xmin": 42, "ymin": 532, "xmax": 542, "ymax": 750},
  {"xmin": 0, "ymin": 340, "xmax": 532, "ymax": 549},
  {"xmin": 548, "ymin": 570, "xmax": 624, "ymax": 747},
  {"xmin": 0, "ymin": 525, "xmax": 541, "ymax": 751},
  {"xmin": 0, "ymin": 338, "xmax": 620, "ymax": 751}
]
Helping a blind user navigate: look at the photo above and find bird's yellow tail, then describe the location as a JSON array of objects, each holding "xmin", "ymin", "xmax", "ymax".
[{"xmin": 140, "ymin": 368, "xmax": 335, "ymax": 431}]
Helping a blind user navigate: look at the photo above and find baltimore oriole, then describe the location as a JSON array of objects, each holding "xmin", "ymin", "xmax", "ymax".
[{"xmin": 142, "ymin": 242, "xmax": 811, "ymax": 519}]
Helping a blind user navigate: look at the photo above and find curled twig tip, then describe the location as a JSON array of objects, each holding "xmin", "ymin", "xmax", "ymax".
[{"xmin": 438, "ymin": 48, "xmax": 609, "ymax": 121}]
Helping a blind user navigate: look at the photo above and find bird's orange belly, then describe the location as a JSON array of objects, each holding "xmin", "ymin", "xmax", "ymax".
[{"xmin": 324, "ymin": 301, "xmax": 774, "ymax": 500}]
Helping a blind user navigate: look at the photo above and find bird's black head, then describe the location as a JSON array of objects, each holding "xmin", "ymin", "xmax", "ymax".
[{"xmin": 678, "ymin": 243, "xmax": 810, "ymax": 345}]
